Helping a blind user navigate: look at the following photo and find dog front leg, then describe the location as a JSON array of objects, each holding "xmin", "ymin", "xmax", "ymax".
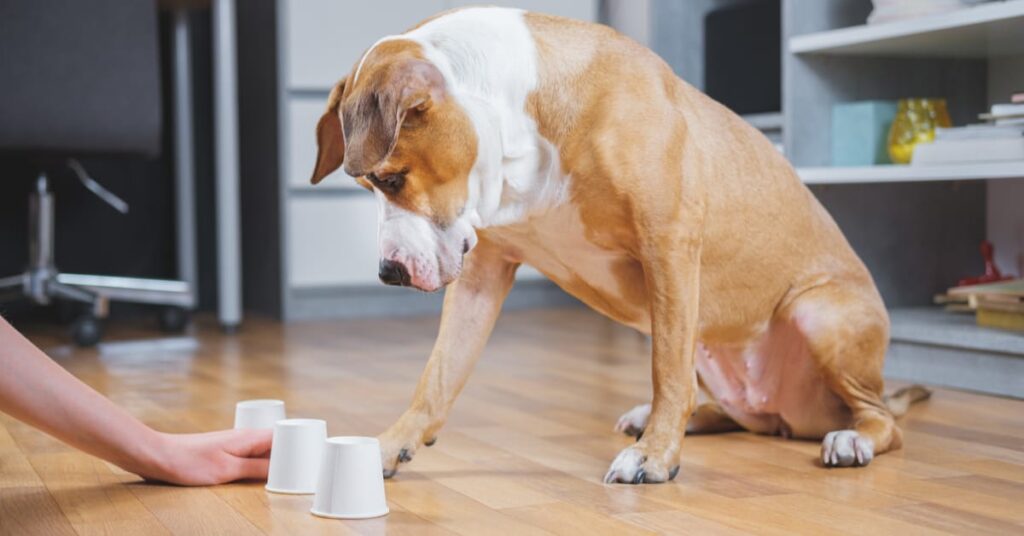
[
  {"xmin": 605, "ymin": 232, "xmax": 701, "ymax": 484},
  {"xmin": 379, "ymin": 239, "xmax": 518, "ymax": 478}
]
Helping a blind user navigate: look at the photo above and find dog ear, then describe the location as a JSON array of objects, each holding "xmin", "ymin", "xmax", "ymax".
[
  {"xmin": 342, "ymin": 59, "xmax": 444, "ymax": 177},
  {"xmin": 310, "ymin": 79, "xmax": 346, "ymax": 185}
]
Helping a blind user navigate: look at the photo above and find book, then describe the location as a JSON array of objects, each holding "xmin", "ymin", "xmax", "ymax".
[
  {"xmin": 977, "ymin": 308, "xmax": 1024, "ymax": 332},
  {"xmin": 935, "ymin": 124, "xmax": 1024, "ymax": 140},
  {"xmin": 976, "ymin": 295, "xmax": 1024, "ymax": 314},
  {"xmin": 912, "ymin": 138, "xmax": 1024, "ymax": 165},
  {"xmin": 948, "ymin": 279, "xmax": 1024, "ymax": 298},
  {"xmin": 992, "ymin": 103, "xmax": 1024, "ymax": 116},
  {"xmin": 980, "ymin": 103, "xmax": 1024, "ymax": 126}
]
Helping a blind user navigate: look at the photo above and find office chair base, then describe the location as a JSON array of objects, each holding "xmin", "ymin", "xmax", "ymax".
[
  {"xmin": 70, "ymin": 313, "xmax": 103, "ymax": 347},
  {"xmin": 1, "ymin": 171, "xmax": 196, "ymax": 346}
]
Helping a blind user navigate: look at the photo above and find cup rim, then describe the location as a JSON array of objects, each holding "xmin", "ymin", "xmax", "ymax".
[
  {"xmin": 275, "ymin": 418, "xmax": 325, "ymax": 427},
  {"xmin": 236, "ymin": 399, "xmax": 285, "ymax": 408},
  {"xmin": 311, "ymin": 506, "xmax": 389, "ymax": 519},
  {"xmin": 325, "ymin": 436, "xmax": 379, "ymax": 446},
  {"xmin": 265, "ymin": 484, "xmax": 316, "ymax": 495}
]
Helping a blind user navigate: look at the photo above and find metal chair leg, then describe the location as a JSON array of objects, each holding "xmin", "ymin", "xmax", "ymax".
[
  {"xmin": 0, "ymin": 274, "xmax": 27, "ymax": 302},
  {"xmin": 48, "ymin": 279, "xmax": 107, "ymax": 317}
]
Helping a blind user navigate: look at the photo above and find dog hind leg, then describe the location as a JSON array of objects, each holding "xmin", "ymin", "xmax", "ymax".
[{"xmin": 787, "ymin": 283, "xmax": 900, "ymax": 468}]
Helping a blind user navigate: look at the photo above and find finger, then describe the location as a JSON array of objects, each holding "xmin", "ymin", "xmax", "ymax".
[
  {"xmin": 223, "ymin": 428, "xmax": 273, "ymax": 458},
  {"xmin": 232, "ymin": 455, "xmax": 270, "ymax": 481}
]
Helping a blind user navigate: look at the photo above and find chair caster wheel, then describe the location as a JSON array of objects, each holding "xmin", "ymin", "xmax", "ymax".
[
  {"xmin": 71, "ymin": 314, "xmax": 103, "ymax": 347},
  {"xmin": 159, "ymin": 306, "xmax": 189, "ymax": 333}
]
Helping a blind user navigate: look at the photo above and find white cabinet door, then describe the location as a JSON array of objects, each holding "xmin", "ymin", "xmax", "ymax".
[
  {"xmin": 284, "ymin": 0, "xmax": 596, "ymax": 90},
  {"xmin": 286, "ymin": 97, "xmax": 360, "ymax": 190},
  {"xmin": 283, "ymin": 0, "xmax": 446, "ymax": 90},
  {"xmin": 444, "ymin": 0, "xmax": 598, "ymax": 22},
  {"xmin": 288, "ymin": 195, "xmax": 380, "ymax": 287}
]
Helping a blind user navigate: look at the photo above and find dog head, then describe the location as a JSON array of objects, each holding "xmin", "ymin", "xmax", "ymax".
[{"xmin": 310, "ymin": 40, "xmax": 479, "ymax": 292}]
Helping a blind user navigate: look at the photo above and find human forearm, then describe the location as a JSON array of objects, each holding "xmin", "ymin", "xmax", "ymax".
[{"xmin": 0, "ymin": 317, "xmax": 165, "ymax": 475}]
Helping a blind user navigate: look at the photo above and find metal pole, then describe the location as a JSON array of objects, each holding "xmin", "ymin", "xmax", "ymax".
[
  {"xmin": 172, "ymin": 9, "xmax": 198, "ymax": 310},
  {"xmin": 213, "ymin": 0, "xmax": 242, "ymax": 331}
]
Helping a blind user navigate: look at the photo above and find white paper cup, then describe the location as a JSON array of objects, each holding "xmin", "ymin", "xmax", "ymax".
[
  {"xmin": 311, "ymin": 436, "xmax": 389, "ymax": 519},
  {"xmin": 266, "ymin": 418, "xmax": 328, "ymax": 494},
  {"xmin": 233, "ymin": 399, "xmax": 286, "ymax": 430}
]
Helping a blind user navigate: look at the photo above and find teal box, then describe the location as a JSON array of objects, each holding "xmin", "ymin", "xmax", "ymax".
[{"xmin": 831, "ymin": 100, "xmax": 897, "ymax": 166}]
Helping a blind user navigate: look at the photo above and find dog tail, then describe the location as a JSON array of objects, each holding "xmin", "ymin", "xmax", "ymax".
[{"xmin": 884, "ymin": 384, "xmax": 932, "ymax": 417}]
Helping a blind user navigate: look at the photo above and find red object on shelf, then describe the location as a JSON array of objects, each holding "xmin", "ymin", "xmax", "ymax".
[{"xmin": 957, "ymin": 240, "xmax": 1015, "ymax": 287}]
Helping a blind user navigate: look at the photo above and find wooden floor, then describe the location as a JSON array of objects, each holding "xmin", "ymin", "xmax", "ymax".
[{"xmin": 3, "ymin": 308, "xmax": 1024, "ymax": 535}]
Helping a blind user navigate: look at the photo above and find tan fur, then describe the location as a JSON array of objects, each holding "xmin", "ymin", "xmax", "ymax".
[{"xmin": 311, "ymin": 39, "xmax": 477, "ymax": 225}]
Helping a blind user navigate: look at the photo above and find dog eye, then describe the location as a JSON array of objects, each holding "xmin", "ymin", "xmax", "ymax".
[{"xmin": 367, "ymin": 171, "xmax": 406, "ymax": 194}]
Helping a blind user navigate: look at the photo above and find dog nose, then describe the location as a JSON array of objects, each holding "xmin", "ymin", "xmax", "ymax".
[{"xmin": 378, "ymin": 259, "xmax": 411, "ymax": 286}]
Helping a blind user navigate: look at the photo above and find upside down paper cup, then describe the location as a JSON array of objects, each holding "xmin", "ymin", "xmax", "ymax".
[
  {"xmin": 311, "ymin": 436, "xmax": 389, "ymax": 519},
  {"xmin": 233, "ymin": 399, "xmax": 286, "ymax": 430},
  {"xmin": 266, "ymin": 419, "xmax": 328, "ymax": 494}
]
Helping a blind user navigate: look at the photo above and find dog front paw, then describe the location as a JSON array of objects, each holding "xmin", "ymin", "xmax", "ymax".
[
  {"xmin": 603, "ymin": 443, "xmax": 680, "ymax": 484},
  {"xmin": 378, "ymin": 417, "xmax": 439, "ymax": 479},
  {"xmin": 378, "ymin": 434, "xmax": 417, "ymax": 479}
]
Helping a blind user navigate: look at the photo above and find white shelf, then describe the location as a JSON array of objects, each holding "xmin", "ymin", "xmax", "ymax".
[
  {"xmin": 798, "ymin": 161, "xmax": 1024, "ymax": 184},
  {"xmin": 890, "ymin": 307, "xmax": 1024, "ymax": 356},
  {"xmin": 790, "ymin": 0, "xmax": 1024, "ymax": 58},
  {"xmin": 741, "ymin": 112, "xmax": 783, "ymax": 131}
]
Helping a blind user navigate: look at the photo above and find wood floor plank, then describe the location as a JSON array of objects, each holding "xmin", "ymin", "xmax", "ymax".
[
  {"xmin": 127, "ymin": 484, "xmax": 264, "ymax": 535},
  {"xmin": 0, "ymin": 419, "xmax": 43, "ymax": 489},
  {"xmin": 209, "ymin": 485, "xmax": 307, "ymax": 536},
  {"xmin": 929, "ymin": 474, "xmax": 1024, "ymax": 501},
  {"xmin": 0, "ymin": 486, "xmax": 77, "ymax": 536},
  {"xmin": 615, "ymin": 510, "xmax": 753, "ymax": 536},
  {"xmin": 26, "ymin": 452, "xmax": 168, "ymax": 535},
  {"xmin": 385, "ymin": 478, "xmax": 555, "ymax": 535},
  {"xmin": 504, "ymin": 501, "xmax": 657, "ymax": 535},
  {"xmin": 882, "ymin": 502, "xmax": 1023, "ymax": 536},
  {"xmin": 858, "ymin": 473, "xmax": 1024, "ymax": 523},
  {"xmin": 941, "ymin": 459, "xmax": 1024, "ymax": 483},
  {"xmin": 741, "ymin": 493, "xmax": 948, "ymax": 536},
  {"xmin": 3, "ymin": 308, "xmax": 1023, "ymax": 534}
]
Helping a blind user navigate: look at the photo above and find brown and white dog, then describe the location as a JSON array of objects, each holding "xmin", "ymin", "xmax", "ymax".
[{"xmin": 310, "ymin": 7, "xmax": 928, "ymax": 484}]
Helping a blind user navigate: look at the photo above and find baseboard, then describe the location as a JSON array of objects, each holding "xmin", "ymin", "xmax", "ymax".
[{"xmin": 285, "ymin": 280, "xmax": 582, "ymax": 321}]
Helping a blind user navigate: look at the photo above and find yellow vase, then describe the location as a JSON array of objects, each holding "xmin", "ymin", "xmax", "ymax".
[{"xmin": 888, "ymin": 98, "xmax": 952, "ymax": 165}]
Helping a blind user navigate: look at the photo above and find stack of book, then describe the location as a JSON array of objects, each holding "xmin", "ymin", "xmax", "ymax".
[
  {"xmin": 912, "ymin": 93, "xmax": 1024, "ymax": 166},
  {"xmin": 936, "ymin": 279, "xmax": 1024, "ymax": 332}
]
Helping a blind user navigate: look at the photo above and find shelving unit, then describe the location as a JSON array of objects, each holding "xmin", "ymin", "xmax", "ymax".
[
  {"xmin": 798, "ymin": 161, "xmax": 1024, "ymax": 184},
  {"xmin": 782, "ymin": 0, "xmax": 1024, "ymax": 397},
  {"xmin": 790, "ymin": 0, "xmax": 1024, "ymax": 57}
]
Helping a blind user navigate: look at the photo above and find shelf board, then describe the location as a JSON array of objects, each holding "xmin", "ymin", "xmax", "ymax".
[
  {"xmin": 886, "ymin": 307, "xmax": 1024, "ymax": 398},
  {"xmin": 790, "ymin": 1, "xmax": 1024, "ymax": 58},
  {"xmin": 741, "ymin": 112, "xmax": 783, "ymax": 131},
  {"xmin": 798, "ymin": 161, "xmax": 1024, "ymax": 184},
  {"xmin": 890, "ymin": 307, "xmax": 1024, "ymax": 356}
]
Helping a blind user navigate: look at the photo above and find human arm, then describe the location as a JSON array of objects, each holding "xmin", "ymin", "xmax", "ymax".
[{"xmin": 0, "ymin": 316, "xmax": 271, "ymax": 485}]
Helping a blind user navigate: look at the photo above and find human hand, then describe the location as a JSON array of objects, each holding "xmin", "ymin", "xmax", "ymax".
[{"xmin": 141, "ymin": 428, "xmax": 273, "ymax": 486}]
